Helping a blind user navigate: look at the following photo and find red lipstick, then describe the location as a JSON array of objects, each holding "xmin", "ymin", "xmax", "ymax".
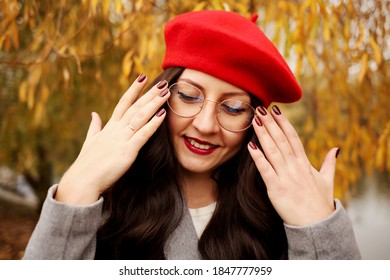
[{"xmin": 184, "ymin": 137, "xmax": 218, "ymax": 155}]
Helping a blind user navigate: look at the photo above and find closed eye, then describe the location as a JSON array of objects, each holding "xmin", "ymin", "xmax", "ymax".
[
  {"xmin": 178, "ymin": 91, "xmax": 203, "ymax": 103},
  {"xmin": 220, "ymin": 103, "xmax": 247, "ymax": 115}
]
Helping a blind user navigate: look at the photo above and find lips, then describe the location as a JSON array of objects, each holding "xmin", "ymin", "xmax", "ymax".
[{"xmin": 184, "ymin": 136, "xmax": 218, "ymax": 155}]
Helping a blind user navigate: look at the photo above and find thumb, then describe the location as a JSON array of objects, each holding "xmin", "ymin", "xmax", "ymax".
[
  {"xmin": 86, "ymin": 112, "xmax": 102, "ymax": 140},
  {"xmin": 319, "ymin": 147, "xmax": 340, "ymax": 184}
]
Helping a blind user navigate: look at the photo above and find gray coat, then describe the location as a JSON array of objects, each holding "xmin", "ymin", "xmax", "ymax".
[{"xmin": 23, "ymin": 185, "xmax": 361, "ymax": 259}]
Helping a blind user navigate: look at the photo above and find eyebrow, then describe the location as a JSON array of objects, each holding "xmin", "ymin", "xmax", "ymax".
[{"xmin": 177, "ymin": 78, "xmax": 250, "ymax": 100}]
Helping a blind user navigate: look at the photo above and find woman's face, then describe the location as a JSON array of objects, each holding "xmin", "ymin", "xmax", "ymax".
[{"xmin": 167, "ymin": 69, "xmax": 250, "ymax": 176}]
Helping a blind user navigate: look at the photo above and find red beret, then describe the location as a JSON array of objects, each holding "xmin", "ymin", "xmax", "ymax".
[{"xmin": 162, "ymin": 10, "xmax": 302, "ymax": 107}]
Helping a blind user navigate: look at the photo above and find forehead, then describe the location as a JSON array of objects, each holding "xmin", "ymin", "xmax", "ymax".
[{"xmin": 178, "ymin": 69, "xmax": 250, "ymax": 100}]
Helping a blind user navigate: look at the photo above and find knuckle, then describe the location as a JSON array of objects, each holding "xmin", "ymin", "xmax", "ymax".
[
  {"xmin": 276, "ymin": 134, "xmax": 288, "ymax": 144},
  {"xmin": 267, "ymin": 145, "xmax": 279, "ymax": 155},
  {"xmin": 133, "ymin": 111, "xmax": 146, "ymax": 122},
  {"xmin": 286, "ymin": 130, "xmax": 300, "ymax": 141}
]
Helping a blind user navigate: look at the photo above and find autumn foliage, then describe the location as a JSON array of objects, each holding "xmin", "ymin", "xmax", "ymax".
[{"xmin": 0, "ymin": 0, "xmax": 389, "ymax": 202}]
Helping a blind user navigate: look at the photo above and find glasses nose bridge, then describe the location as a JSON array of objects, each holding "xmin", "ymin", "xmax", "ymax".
[
  {"xmin": 200, "ymin": 97, "xmax": 221, "ymax": 113},
  {"xmin": 203, "ymin": 97, "xmax": 219, "ymax": 105}
]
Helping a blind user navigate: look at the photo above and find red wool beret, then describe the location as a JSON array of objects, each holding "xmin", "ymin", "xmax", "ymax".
[{"xmin": 162, "ymin": 10, "xmax": 302, "ymax": 107}]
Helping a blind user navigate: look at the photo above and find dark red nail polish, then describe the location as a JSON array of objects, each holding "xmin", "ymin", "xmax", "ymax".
[
  {"xmin": 257, "ymin": 106, "xmax": 268, "ymax": 116},
  {"xmin": 137, "ymin": 73, "xmax": 146, "ymax": 83},
  {"xmin": 157, "ymin": 80, "xmax": 168, "ymax": 89},
  {"xmin": 159, "ymin": 88, "xmax": 169, "ymax": 97},
  {"xmin": 156, "ymin": 108, "xmax": 166, "ymax": 117},
  {"xmin": 272, "ymin": 105, "xmax": 281, "ymax": 115},
  {"xmin": 335, "ymin": 148, "xmax": 341, "ymax": 158},
  {"xmin": 255, "ymin": 116, "xmax": 263, "ymax": 126},
  {"xmin": 249, "ymin": 141, "xmax": 258, "ymax": 150}
]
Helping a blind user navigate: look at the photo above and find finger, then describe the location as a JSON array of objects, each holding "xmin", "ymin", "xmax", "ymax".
[
  {"xmin": 247, "ymin": 141, "xmax": 278, "ymax": 186},
  {"xmin": 319, "ymin": 147, "xmax": 340, "ymax": 185},
  {"xmin": 111, "ymin": 73, "xmax": 147, "ymax": 121},
  {"xmin": 270, "ymin": 105, "xmax": 309, "ymax": 161},
  {"xmin": 86, "ymin": 112, "xmax": 102, "ymax": 140},
  {"xmin": 256, "ymin": 106, "xmax": 296, "ymax": 163},
  {"xmin": 127, "ymin": 108, "xmax": 167, "ymax": 154},
  {"xmin": 121, "ymin": 80, "xmax": 169, "ymax": 127},
  {"xmin": 252, "ymin": 115, "xmax": 288, "ymax": 175}
]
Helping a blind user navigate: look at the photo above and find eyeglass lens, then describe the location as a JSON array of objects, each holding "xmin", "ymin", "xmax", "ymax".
[{"xmin": 167, "ymin": 83, "xmax": 254, "ymax": 132}]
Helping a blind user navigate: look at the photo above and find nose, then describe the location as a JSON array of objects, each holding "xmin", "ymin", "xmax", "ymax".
[{"xmin": 192, "ymin": 100, "xmax": 220, "ymax": 134}]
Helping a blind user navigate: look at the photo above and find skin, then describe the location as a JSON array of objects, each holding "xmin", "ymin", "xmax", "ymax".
[
  {"xmin": 248, "ymin": 109, "xmax": 337, "ymax": 226},
  {"xmin": 55, "ymin": 70, "xmax": 337, "ymax": 227},
  {"xmin": 166, "ymin": 69, "xmax": 250, "ymax": 208},
  {"xmin": 55, "ymin": 75, "xmax": 170, "ymax": 205}
]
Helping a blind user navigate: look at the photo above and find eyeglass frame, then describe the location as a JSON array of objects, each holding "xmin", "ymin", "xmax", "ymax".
[{"xmin": 166, "ymin": 82, "xmax": 255, "ymax": 132}]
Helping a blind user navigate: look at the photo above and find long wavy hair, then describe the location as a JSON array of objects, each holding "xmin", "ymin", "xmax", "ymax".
[{"xmin": 95, "ymin": 67, "xmax": 288, "ymax": 259}]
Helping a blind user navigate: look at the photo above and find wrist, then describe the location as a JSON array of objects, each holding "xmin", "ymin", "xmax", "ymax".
[{"xmin": 55, "ymin": 176, "xmax": 101, "ymax": 206}]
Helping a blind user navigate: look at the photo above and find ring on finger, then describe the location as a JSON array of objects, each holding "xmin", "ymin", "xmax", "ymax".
[{"xmin": 128, "ymin": 124, "xmax": 137, "ymax": 132}]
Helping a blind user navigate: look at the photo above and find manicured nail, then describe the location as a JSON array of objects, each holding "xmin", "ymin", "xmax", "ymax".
[
  {"xmin": 255, "ymin": 116, "xmax": 263, "ymax": 126},
  {"xmin": 257, "ymin": 106, "xmax": 268, "ymax": 116},
  {"xmin": 156, "ymin": 108, "xmax": 166, "ymax": 117},
  {"xmin": 157, "ymin": 80, "xmax": 168, "ymax": 89},
  {"xmin": 159, "ymin": 88, "xmax": 169, "ymax": 97},
  {"xmin": 335, "ymin": 148, "xmax": 341, "ymax": 158},
  {"xmin": 137, "ymin": 73, "xmax": 146, "ymax": 83},
  {"xmin": 249, "ymin": 141, "xmax": 258, "ymax": 150},
  {"xmin": 272, "ymin": 105, "xmax": 281, "ymax": 115}
]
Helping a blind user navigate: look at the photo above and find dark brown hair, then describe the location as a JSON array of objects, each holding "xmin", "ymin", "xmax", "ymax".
[{"xmin": 95, "ymin": 67, "xmax": 287, "ymax": 259}]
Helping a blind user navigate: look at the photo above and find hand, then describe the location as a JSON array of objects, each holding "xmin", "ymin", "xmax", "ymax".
[
  {"xmin": 248, "ymin": 105, "xmax": 337, "ymax": 226},
  {"xmin": 56, "ymin": 75, "xmax": 170, "ymax": 205}
]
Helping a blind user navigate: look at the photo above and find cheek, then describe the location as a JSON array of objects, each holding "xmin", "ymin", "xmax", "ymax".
[
  {"xmin": 167, "ymin": 111, "xmax": 192, "ymax": 134},
  {"xmin": 167, "ymin": 111, "xmax": 180, "ymax": 134},
  {"xmin": 222, "ymin": 131, "xmax": 248, "ymax": 155},
  {"xmin": 229, "ymin": 135, "xmax": 247, "ymax": 151}
]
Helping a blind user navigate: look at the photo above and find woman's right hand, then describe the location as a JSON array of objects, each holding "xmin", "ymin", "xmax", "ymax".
[{"xmin": 55, "ymin": 74, "xmax": 170, "ymax": 205}]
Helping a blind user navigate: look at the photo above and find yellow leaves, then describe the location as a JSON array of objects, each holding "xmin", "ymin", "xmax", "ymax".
[
  {"xmin": 277, "ymin": 1, "xmax": 288, "ymax": 11},
  {"xmin": 18, "ymin": 81, "xmax": 28, "ymax": 103},
  {"xmin": 354, "ymin": 22, "xmax": 365, "ymax": 49},
  {"xmin": 211, "ymin": 0, "xmax": 224, "ymax": 10},
  {"xmin": 343, "ymin": 20, "xmax": 350, "ymax": 41},
  {"xmin": 306, "ymin": 49, "xmax": 318, "ymax": 73},
  {"xmin": 33, "ymin": 86, "xmax": 49, "ymax": 127},
  {"xmin": 63, "ymin": 66, "xmax": 70, "ymax": 88},
  {"xmin": 28, "ymin": 66, "xmax": 42, "ymax": 86},
  {"xmin": 121, "ymin": 50, "xmax": 134, "ymax": 78},
  {"xmin": 193, "ymin": 1, "xmax": 208, "ymax": 12},
  {"xmin": 358, "ymin": 53, "xmax": 368, "ymax": 84},
  {"xmin": 90, "ymin": 0, "xmax": 100, "ymax": 14},
  {"xmin": 369, "ymin": 37, "xmax": 382, "ymax": 65},
  {"xmin": 114, "ymin": 0, "xmax": 123, "ymax": 14},
  {"xmin": 17, "ymin": 65, "xmax": 50, "ymax": 127},
  {"xmin": 295, "ymin": 55, "xmax": 303, "ymax": 77},
  {"xmin": 376, "ymin": 122, "xmax": 390, "ymax": 173},
  {"xmin": 18, "ymin": 66, "xmax": 42, "ymax": 109},
  {"xmin": 88, "ymin": 0, "xmax": 112, "ymax": 16},
  {"xmin": 323, "ymin": 20, "xmax": 330, "ymax": 42}
]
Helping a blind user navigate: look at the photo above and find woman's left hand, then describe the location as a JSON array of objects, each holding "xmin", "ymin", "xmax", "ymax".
[{"xmin": 248, "ymin": 105, "xmax": 338, "ymax": 226}]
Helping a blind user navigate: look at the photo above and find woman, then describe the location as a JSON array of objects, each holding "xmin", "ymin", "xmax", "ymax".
[{"xmin": 23, "ymin": 10, "xmax": 361, "ymax": 260}]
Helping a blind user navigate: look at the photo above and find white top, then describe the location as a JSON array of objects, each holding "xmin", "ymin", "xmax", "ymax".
[{"xmin": 188, "ymin": 202, "xmax": 217, "ymax": 238}]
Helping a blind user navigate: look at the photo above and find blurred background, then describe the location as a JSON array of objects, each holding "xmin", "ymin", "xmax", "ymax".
[{"xmin": 0, "ymin": 0, "xmax": 389, "ymax": 260}]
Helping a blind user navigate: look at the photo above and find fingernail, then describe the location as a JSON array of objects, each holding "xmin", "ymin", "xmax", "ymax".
[
  {"xmin": 137, "ymin": 73, "xmax": 146, "ymax": 83},
  {"xmin": 249, "ymin": 141, "xmax": 258, "ymax": 150},
  {"xmin": 272, "ymin": 105, "xmax": 281, "ymax": 115},
  {"xmin": 255, "ymin": 116, "xmax": 262, "ymax": 126},
  {"xmin": 257, "ymin": 106, "xmax": 268, "ymax": 116},
  {"xmin": 335, "ymin": 148, "xmax": 341, "ymax": 158},
  {"xmin": 157, "ymin": 80, "xmax": 168, "ymax": 89},
  {"xmin": 159, "ymin": 88, "xmax": 169, "ymax": 97},
  {"xmin": 156, "ymin": 108, "xmax": 166, "ymax": 117}
]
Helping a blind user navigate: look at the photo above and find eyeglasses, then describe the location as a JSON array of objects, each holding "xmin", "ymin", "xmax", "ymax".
[{"xmin": 167, "ymin": 82, "xmax": 255, "ymax": 132}]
